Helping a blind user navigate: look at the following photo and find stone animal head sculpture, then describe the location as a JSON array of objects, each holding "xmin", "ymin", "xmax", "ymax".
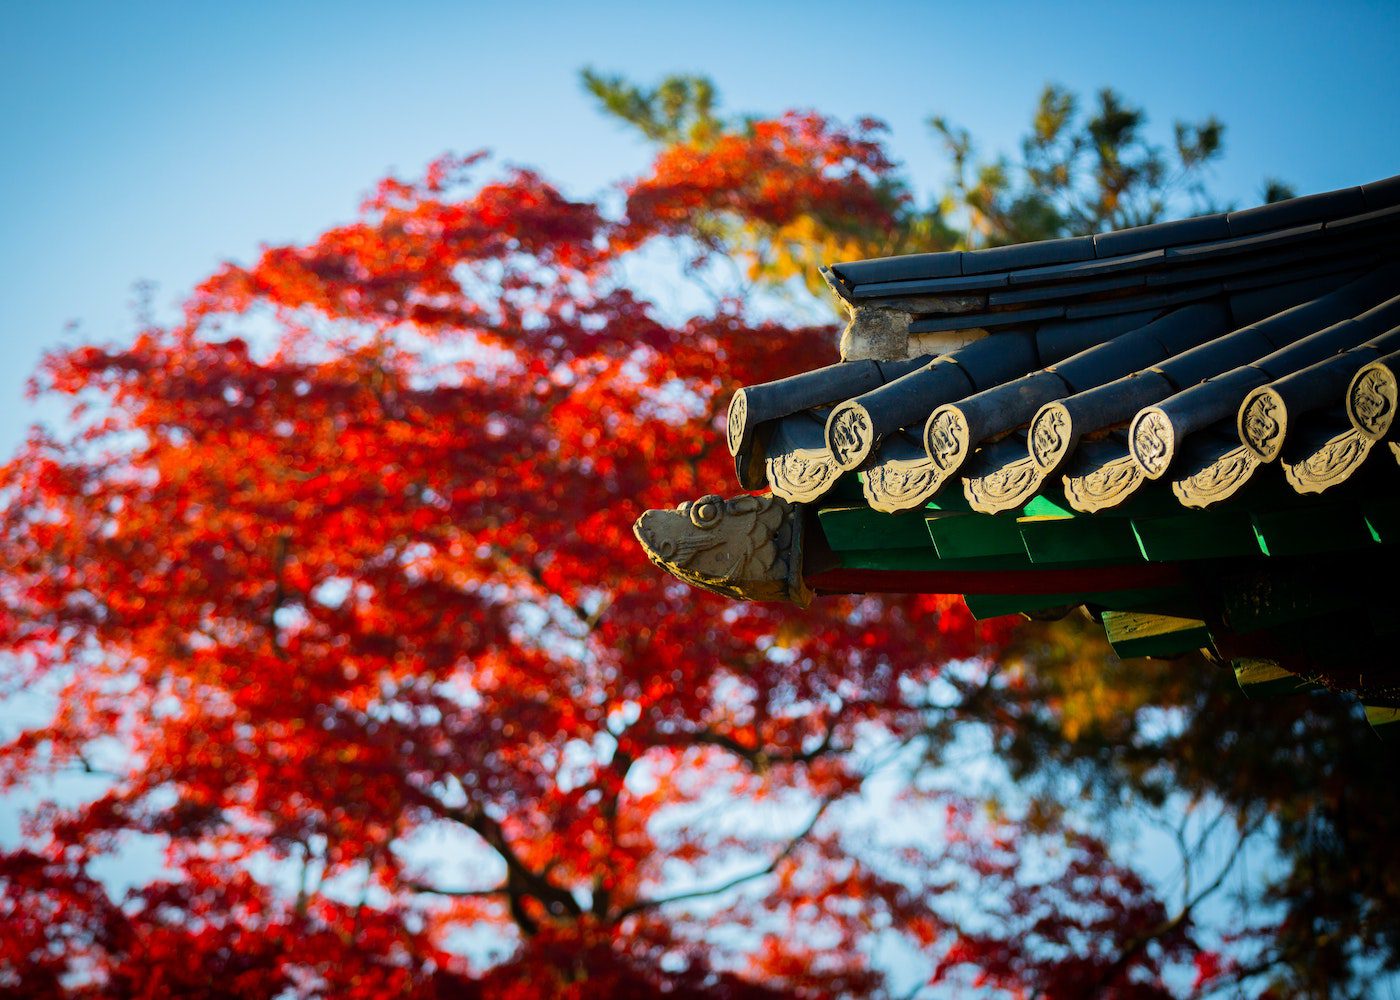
[{"xmin": 633, "ymin": 493, "xmax": 811, "ymax": 606}]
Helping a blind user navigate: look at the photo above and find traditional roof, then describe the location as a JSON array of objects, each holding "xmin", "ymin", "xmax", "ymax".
[{"xmin": 636, "ymin": 176, "xmax": 1400, "ymax": 736}]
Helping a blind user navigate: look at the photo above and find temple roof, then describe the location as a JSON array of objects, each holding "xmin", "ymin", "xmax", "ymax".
[
  {"xmin": 637, "ymin": 176, "xmax": 1400, "ymax": 737},
  {"xmin": 729, "ymin": 177, "xmax": 1400, "ymax": 515}
]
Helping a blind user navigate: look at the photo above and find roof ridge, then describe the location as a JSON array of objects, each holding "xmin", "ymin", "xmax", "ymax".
[{"xmin": 826, "ymin": 173, "xmax": 1400, "ymax": 298}]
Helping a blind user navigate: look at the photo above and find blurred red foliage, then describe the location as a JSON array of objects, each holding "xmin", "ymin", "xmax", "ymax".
[{"xmin": 0, "ymin": 120, "xmax": 1192, "ymax": 997}]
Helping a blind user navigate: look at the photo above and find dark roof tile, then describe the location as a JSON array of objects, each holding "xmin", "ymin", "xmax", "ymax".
[
  {"xmin": 832, "ymin": 251, "xmax": 962, "ymax": 286},
  {"xmin": 1146, "ymin": 242, "xmax": 1337, "ymax": 288},
  {"xmin": 1063, "ymin": 284, "xmax": 1221, "ymax": 320},
  {"xmin": 1167, "ymin": 222, "xmax": 1323, "ymax": 258},
  {"xmin": 1093, "ymin": 213, "xmax": 1230, "ymax": 257},
  {"xmin": 961, "ymin": 236, "xmax": 1095, "ymax": 275},
  {"xmin": 1325, "ymin": 203, "xmax": 1400, "ymax": 231},
  {"xmin": 1222, "ymin": 255, "xmax": 1378, "ymax": 294},
  {"xmin": 1035, "ymin": 309, "xmax": 1165, "ymax": 360},
  {"xmin": 1361, "ymin": 174, "xmax": 1400, "ymax": 211},
  {"xmin": 1226, "ymin": 186, "xmax": 1367, "ymax": 237},
  {"xmin": 990, "ymin": 273, "xmax": 1148, "ymax": 307},
  {"xmin": 849, "ymin": 272, "xmax": 1008, "ymax": 299},
  {"xmin": 1005, "ymin": 249, "xmax": 1165, "ymax": 285},
  {"xmin": 831, "ymin": 179, "xmax": 1396, "ymax": 295},
  {"xmin": 907, "ymin": 305, "xmax": 1064, "ymax": 334}
]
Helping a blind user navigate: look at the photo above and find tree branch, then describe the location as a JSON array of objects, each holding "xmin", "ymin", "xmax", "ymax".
[
  {"xmin": 402, "ymin": 879, "xmax": 509, "ymax": 899},
  {"xmin": 617, "ymin": 795, "xmax": 834, "ymax": 919},
  {"xmin": 497, "ymin": 547, "xmax": 611, "ymax": 637},
  {"xmin": 418, "ymin": 796, "xmax": 583, "ymax": 934},
  {"xmin": 685, "ymin": 702, "xmax": 848, "ymax": 771},
  {"xmin": 1090, "ymin": 812, "xmax": 1267, "ymax": 992}
]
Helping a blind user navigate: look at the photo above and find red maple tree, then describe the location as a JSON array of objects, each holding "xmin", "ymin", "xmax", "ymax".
[{"xmin": 1, "ymin": 113, "xmax": 1200, "ymax": 997}]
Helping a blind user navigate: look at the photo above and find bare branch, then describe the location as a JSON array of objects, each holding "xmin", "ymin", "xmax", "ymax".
[
  {"xmin": 617, "ymin": 795, "xmax": 834, "ymax": 919},
  {"xmin": 417, "ymin": 796, "xmax": 584, "ymax": 933},
  {"xmin": 683, "ymin": 701, "xmax": 850, "ymax": 771},
  {"xmin": 1090, "ymin": 812, "xmax": 1268, "ymax": 992},
  {"xmin": 402, "ymin": 879, "xmax": 509, "ymax": 899}
]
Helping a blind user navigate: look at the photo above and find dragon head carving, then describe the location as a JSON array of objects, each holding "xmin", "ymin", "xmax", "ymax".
[{"xmin": 633, "ymin": 493, "xmax": 811, "ymax": 606}]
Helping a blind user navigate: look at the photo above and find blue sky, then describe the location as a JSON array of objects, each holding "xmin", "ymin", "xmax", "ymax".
[{"xmin": 3, "ymin": 0, "xmax": 1399, "ymax": 453}]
